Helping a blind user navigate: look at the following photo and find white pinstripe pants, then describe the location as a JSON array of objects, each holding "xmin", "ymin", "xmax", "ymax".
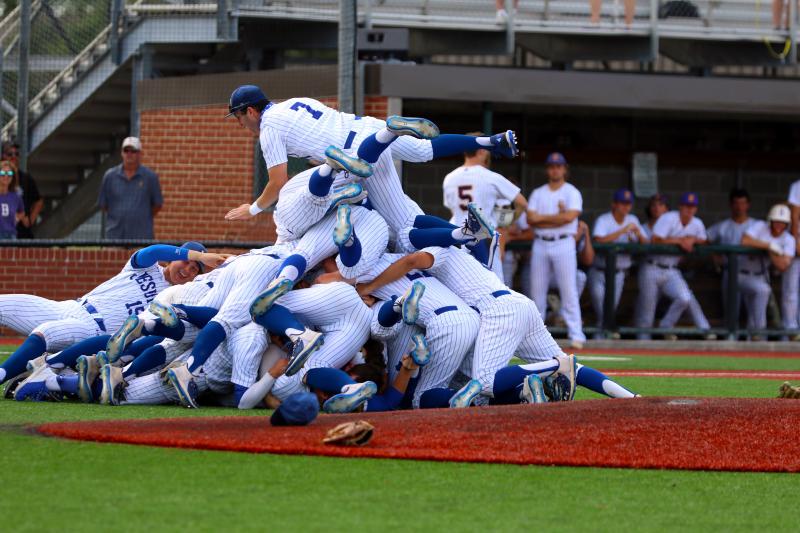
[
  {"xmin": 0, "ymin": 295, "xmax": 104, "ymax": 350},
  {"xmin": 530, "ymin": 238, "xmax": 585, "ymax": 342},
  {"xmin": 588, "ymin": 267, "xmax": 626, "ymax": 328},
  {"xmin": 635, "ymin": 263, "xmax": 694, "ymax": 336},
  {"xmin": 782, "ymin": 258, "xmax": 800, "ymax": 329}
]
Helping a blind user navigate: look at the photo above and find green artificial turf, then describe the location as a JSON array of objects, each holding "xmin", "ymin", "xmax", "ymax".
[{"xmin": 1, "ymin": 346, "xmax": 798, "ymax": 532}]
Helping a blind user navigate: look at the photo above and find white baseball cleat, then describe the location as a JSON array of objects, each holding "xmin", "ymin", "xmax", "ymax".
[
  {"xmin": 166, "ymin": 363, "xmax": 200, "ymax": 408},
  {"xmin": 285, "ymin": 328, "xmax": 324, "ymax": 377},
  {"xmin": 99, "ymin": 364, "xmax": 126, "ymax": 406},
  {"xmin": 556, "ymin": 353, "xmax": 578, "ymax": 401},
  {"xmin": 328, "ymin": 183, "xmax": 367, "ymax": 211},
  {"xmin": 396, "ymin": 281, "xmax": 425, "ymax": 325},
  {"xmin": 520, "ymin": 374, "xmax": 548, "ymax": 404},
  {"xmin": 465, "ymin": 203, "xmax": 495, "ymax": 241},
  {"xmin": 76, "ymin": 355, "xmax": 100, "ymax": 403},
  {"xmin": 332, "ymin": 204, "xmax": 354, "ymax": 247},
  {"xmin": 324, "ymin": 145, "xmax": 373, "ymax": 178},
  {"xmin": 449, "ymin": 379, "xmax": 482, "ymax": 408},
  {"xmin": 148, "ymin": 301, "xmax": 180, "ymax": 328},
  {"xmin": 409, "ymin": 332, "xmax": 431, "ymax": 366},
  {"xmin": 386, "ymin": 116, "xmax": 440, "ymax": 139},
  {"xmin": 323, "ymin": 381, "xmax": 378, "ymax": 413},
  {"xmin": 250, "ymin": 278, "xmax": 294, "ymax": 320},
  {"xmin": 106, "ymin": 314, "xmax": 144, "ymax": 363}
]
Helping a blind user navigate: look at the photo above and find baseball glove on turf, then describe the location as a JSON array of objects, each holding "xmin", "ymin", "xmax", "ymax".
[
  {"xmin": 778, "ymin": 382, "xmax": 800, "ymax": 399},
  {"xmin": 322, "ymin": 420, "xmax": 375, "ymax": 446}
]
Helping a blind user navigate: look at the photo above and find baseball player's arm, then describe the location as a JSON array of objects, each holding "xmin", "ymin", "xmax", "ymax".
[
  {"xmin": 357, "ymin": 252, "xmax": 433, "ymax": 296},
  {"xmin": 132, "ymin": 245, "xmax": 230, "ymax": 269},
  {"xmin": 511, "ymin": 193, "xmax": 528, "ymax": 222},
  {"xmin": 527, "ymin": 209, "xmax": 581, "ymax": 227},
  {"xmin": 577, "ymin": 222, "xmax": 595, "ymax": 266},
  {"xmin": 225, "ymin": 163, "xmax": 289, "ymax": 221},
  {"xmin": 237, "ymin": 358, "xmax": 289, "ymax": 409},
  {"xmin": 365, "ymin": 355, "xmax": 418, "ymax": 412}
]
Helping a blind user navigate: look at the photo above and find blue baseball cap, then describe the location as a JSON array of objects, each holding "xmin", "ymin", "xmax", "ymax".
[
  {"xmin": 545, "ymin": 152, "xmax": 567, "ymax": 166},
  {"xmin": 226, "ymin": 85, "xmax": 269, "ymax": 117},
  {"xmin": 270, "ymin": 392, "xmax": 319, "ymax": 426},
  {"xmin": 613, "ymin": 188, "xmax": 634, "ymax": 203},
  {"xmin": 680, "ymin": 192, "xmax": 699, "ymax": 206},
  {"xmin": 181, "ymin": 241, "xmax": 207, "ymax": 273}
]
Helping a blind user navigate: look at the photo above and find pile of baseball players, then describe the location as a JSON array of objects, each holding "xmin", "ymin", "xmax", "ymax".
[{"xmin": 0, "ymin": 85, "xmax": 638, "ymax": 417}]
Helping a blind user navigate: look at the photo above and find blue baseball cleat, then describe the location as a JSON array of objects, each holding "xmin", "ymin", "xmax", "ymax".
[
  {"xmin": 398, "ymin": 281, "xmax": 425, "ymax": 325},
  {"xmin": 106, "ymin": 314, "xmax": 143, "ymax": 363},
  {"xmin": 166, "ymin": 363, "xmax": 199, "ymax": 408},
  {"xmin": 521, "ymin": 374, "xmax": 548, "ymax": 404},
  {"xmin": 3, "ymin": 370, "xmax": 30, "ymax": 399},
  {"xmin": 14, "ymin": 379, "xmax": 61, "ymax": 402},
  {"xmin": 323, "ymin": 381, "xmax": 378, "ymax": 413},
  {"xmin": 386, "ymin": 115, "xmax": 440, "ymax": 139},
  {"xmin": 490, "ymin": 130, "xmax": 519, "ymax": 158},
  {"xmin": 285, "ymin": 329, "xmax": 324, "ymax": 377},
  {"xmin": 76, "ymin": 354, "xmax": 100, "ymax": 403},
  {"xmin": 332, "ymin": 204, "xmax": 354, "ymax": 247},
  {"xmin": 324, "ymin": 145, "xmax": 373, "ymax": 178},
  {"xmin": 409, "ymin": 332, "xmax": 431, "ymax": 366},
  {"xmin": 449, "ymin": 379, "xmax": 482, "ymax": 408},
  {"xmin": 148, "ymin": 301, "xmax": 180, "ymax": 328},
  {"xmin": 96, "ymin": 350, "xmax": 112, "ymax": 368},
  {"xmin": 466, "ymin": 203, "xmax": 495, "ymax": 242},
  {"xmin": 550, "ymin": 354, "xmax": 577, "ymax": 401},
  {"xmin": 328, "ymin": 182, "xmax": 367, "ymax": 211},
  {"xmin": 250, "ymin": 278, "xmax": 294, "ymax": 320}
]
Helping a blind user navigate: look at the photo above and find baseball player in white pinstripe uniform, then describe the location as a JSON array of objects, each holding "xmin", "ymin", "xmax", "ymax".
[
  {"xmin": 526, "ymin": 152, "xmax": 586, "ymax": 348},
  {"xmin": 588, "ymin": 189, "xmax": 646, "ymax": 334},
  {"xmin": 0, "ymin": 243, "xmax": 228, "ymax": 387},
  {"xmin": 741, "ymin": 204, "xmax": 796, "ymax": 333},
  {"xmin": 785, "ymin": 181, "xmax": 800, "ymax": 333},
  {"xmin": 635, "ymin": 192, "xmax": 710, "ymax": 339}
]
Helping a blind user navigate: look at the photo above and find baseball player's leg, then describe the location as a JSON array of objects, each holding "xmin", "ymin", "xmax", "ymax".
[
  {"xmin": 228, "ymin": 323, "xmax": 268, "ymax": 392},
  {"xmin": 576, "ymin": 363, "xmax": 637, "ymax": 398},
  {"xmin": 529, "ymin": 241, "xmax": 552, "ymax": 320},
  {"xmin": 386, "ymin": 324, "xmax": 421, "ymax": 383},
  {"xmin": 634, "ymin": 264, "xmax": 661, "ymax": 339},
  {"xmin": 390, "ymin": 127, "xmax": 517, "ymax": 161},
  {"xmin": 44, "ymin": 334, "xmax": 111, "ymax": 369},
  {"xmin": 120, "ymin": 373, "xmax": 177, "ymax": 405},
  {"xmin": 335, "ymin": 206, "xmax": 389, "ymax": 280},
  {"xmin": 588, "ymin": 268, "xmax": 606, "ymax": 328},
  {"xmin": 551, "ymin": 240, "xmax": 585, "ymax": 343},
  {"xmin": 270, "ymin": 372, "xmax": 307, "ymax": 402},
  {"xmin": 576, "ymin": 268, "xmax": 587, "ymax": 297},
  {"xmin": 515, "ymin": 298, "xmax": 566, "ymax": 363},
  {"xmin": 781, "ymin": 259, "xmax": 800, "ymax": 329},
  {"xmin": 0, "ymin": 294, "xmax": 65, "ymax": 334},
  {"xmin": 740, "ymin": 275, "xmax": 770, "ymax": 330},
  {"xmin": 659, "ymin": 272, "xmax": 693, "ymax": 329}
]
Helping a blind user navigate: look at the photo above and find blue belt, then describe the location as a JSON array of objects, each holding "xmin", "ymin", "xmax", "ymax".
[
  {"xmin": 82, "ymin": 301, "xmax": 107, "ymax": 332},
  {"xmin": 344, "ymin": 130, "xmax": 357, "ymax": 150},
  {"xmin": 266, "ymin": 254, "xmax": 280, "ymax": 259},
  {"xmin": 492, "ymin": 290, "xmax": 511, "ymax": 298},
  {"xmin": 434, "ymin": 305, "xmax": 457, "ymax": 315}
]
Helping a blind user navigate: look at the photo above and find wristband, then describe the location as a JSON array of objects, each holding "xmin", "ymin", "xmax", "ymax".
[{"xmin": 248, "ymin": 203, "xmax": 263, "ymax": 216}]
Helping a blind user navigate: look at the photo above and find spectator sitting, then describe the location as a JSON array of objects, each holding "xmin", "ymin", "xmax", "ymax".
[
  {"xmin": 495, "ymin": 0, "xmax": 519, "ymax": 23},
  {"xmin": 98, "ymin": 137, "xmax": 163, "ymax": 240},
  {"xmin": 2, "ymin": 142, "xmax": 43, "ymax": 239},
  {"xmin": 0, "ymin": 159, "xmax": 24, "ymax": 239}
]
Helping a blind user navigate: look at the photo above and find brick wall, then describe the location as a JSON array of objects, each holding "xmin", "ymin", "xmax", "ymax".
[{"xmin": 139, "ymin": 96, "xmax": 390, "ymax": 244}]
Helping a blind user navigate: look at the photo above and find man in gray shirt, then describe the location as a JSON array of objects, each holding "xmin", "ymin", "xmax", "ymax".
[{"xmin": 98, "ymin": 137, "xmax": 163, "ymax": 239}]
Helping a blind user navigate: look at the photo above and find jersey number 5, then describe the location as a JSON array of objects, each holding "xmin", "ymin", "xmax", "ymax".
[
  {"xmin": 290, "ymin": 102, "xmax": 323, "ymax": 120},
  {"xmin": 458, "ymin": 185, "xmax": 473, "ymax": 210}
]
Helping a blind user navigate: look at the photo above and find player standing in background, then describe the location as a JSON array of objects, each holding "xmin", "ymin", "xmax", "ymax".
[
  {"xmin": 526, "ymin": 152, "xmax": 586, "ymax": 349},
  {"xmin": 741, "ymin": 204, "xmax": 796, "ymax": 337},
  {"xmin": 442, "ymin": 132, "xmax": 527, "ymax": 280},
  {"xmin": 786, "ymin": 180, "xmax": 800, "ymax": 337},
  {"xmin": 635, "ymin": 192, "xmax": 711, "ymax": 340},
  {"xmin": 588, "ymin": 188, "xmax": 646, "ymax": 337}
]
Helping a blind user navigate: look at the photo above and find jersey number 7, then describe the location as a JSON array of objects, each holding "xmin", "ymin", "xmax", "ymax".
[{"xmin": 290, "ymin": 102, "xmax": 323, "ymax": 120}]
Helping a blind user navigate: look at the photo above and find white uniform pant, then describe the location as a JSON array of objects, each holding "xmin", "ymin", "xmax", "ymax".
[
  {"xmin": 273, "ymin": 171, "xmax": 344, "ymax": 242},
  {"xmin": 0, "ymin": 295, "xmax": 105, "ymax": 351},
  {"xmin": 529, "ymin": 238, "xmax": 585, "ymax": 342},
  {"xmin": 588, "ymin": 267, "xmax": 626, "ymax": 328},
  {"xmin": 782, "ymin": 258, "xmax": 800, "ymax": 329},
  {"xmin": 635, "ymin": 263, "xmax": 699, "ymax": 336}
]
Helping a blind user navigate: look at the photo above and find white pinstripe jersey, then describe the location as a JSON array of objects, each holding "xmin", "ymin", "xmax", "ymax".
[
  {"xmin": 592, "ymin": 212, "xmax": 645, "ymax": 270},
  {"xmin": 421, "ymin": 246, "xmax": 507, "ymax": 308},
  {"xmin": 788, "ymin": 180, "xmax": 800, "ymax": 206},
  {"xmin": 527, "ymin": 182, "xmax": 582, "ymax": 237},
  {"xmin": 651, "ymin": 211, "xmax": 707, "ymax": 267},
  {"xmin": 442, "ymin": 165, "xmax": 520, "ymax": 227},
  {"xmin": 742, "ymin": 220, "xmax": 795, "ymax": 272},
  {"xmin": 259, "ymin": 98, "xmax": 383, "ymax": 169},
  {"xmin": 80, "ymin": 255, "xmax": 169, "ymax": 330},
  {"xmin": 359, "ymin": 253, "xmax": 472, "ymax": 327},
  {"xmin": 707, "ymin": 217, "xmax": 757, "ymax": 245}
]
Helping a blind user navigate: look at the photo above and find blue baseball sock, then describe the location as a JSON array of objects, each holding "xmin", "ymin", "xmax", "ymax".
[
  {"xmin": 430, "ymin": 134, "xmax": 487, "ymax": 158},
  {"xmin": 365, "ymin": 387, "xmax": 404, "ymax": 412},
  {"xmin": 492, "ymin": 360, "xmax": 560, "ymax": 395},
  {"xmin": 45, "ymin": 335, "xmax": 111, "ymax": 369},
  {"xmin": 466, "ymin": 240, "xmax": 489, "ymax": 265},
  {"xmin": 576, "ymin": 364, "xmax": 636, "ymax": 398},
  {"xmin": 409, "ymin": 228, "xmax": 465, "ymax": 249},
  {"xmin": 413, "ymin": 214, "xmax": 457, "ymax": 230},
  {"xmin": 148, "ymin": 318, "xmax": 185, "ymax": 340},
  {"xmin": 277, "ymin": 254, "xmax": 307, "ymax": 282},
  {"xmin": 356, "ymin": 132, "xmax": 396, "ymax": 163},
  {"xmin": 490, "ymin": 384, "xmax": 524, "ymax": 405},
  {"xmin": 234, "ymin": 384, "xmax": 248, "ymax": 406},
  {"xmin": 305, "ymin": 367, "xmax": 356, "ymax": 394},
  {"xmin": 56, "ymin": 374, "xmax": 80, "ymax": 395},
  {"xmin": 338, "ymin": 232, "xmax": 362, "ymax": 267},
  {"xmin": 123, "ymin": 344, "xmax": 167, "ymax": 379},
  {"xmin": 308, "ymin": 165, "xmax": 334, "ymax": 197},
  {"xmin": 188, "ymin": 321, "xmax": 227, "ymax": 373},
  {"xmin": 173, "ymin": 305, "xmax": 218, "ymax": 328},
  {"xmin": 0, "ymin": 334, "xmax": 47, "ymax": 383},
  {"xmin": 419, "ymin": 387, "xmax": 455, "ymax": 408},
  {"xmin": 255, "ymin": 304, "xmax": 305, "ymax": 337},
  {"xmin": 91, "ymin": 379, "xmax": 102, "ymax": 401},
  {"xmin": 378, "ymin": 297, "xmax": 401, "ymax": 327}
]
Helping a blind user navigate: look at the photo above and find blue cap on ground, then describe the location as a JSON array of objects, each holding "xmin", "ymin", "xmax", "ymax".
[
  {"xmin": 613, "ymin": 188, "xmax": 634, "ymax": 203},
  {"xmin": 226, "ymin": 85, "xmax": 269, "ymax": 117},
  {"xmin": 181, "ymin": 241, "xmax": 207, "ymax": 273},
  {"xmin": 545, "ymin": 152, "xmax": 567, "ymax": 166},
  {"xmin": 270, "ymin": 392, "xmax": 319, "ymax": 426},
  {"xmin": 680, "ymin": 192, "xmax": 699, "ymax": 206}
]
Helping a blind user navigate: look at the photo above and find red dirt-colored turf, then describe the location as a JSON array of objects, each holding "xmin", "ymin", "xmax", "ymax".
[
  {"xmin": 604, "ymin": 369, "xmax": 800, "ymax": 379},
  {"xmin": 37, "ymin": 398, "xmax": 800, "ymax": 472}
]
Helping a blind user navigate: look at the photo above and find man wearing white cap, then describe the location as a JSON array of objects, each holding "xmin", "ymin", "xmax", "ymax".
[{"xmin": 98, "ymin": 137, "xmax": 163, "ymax": 239}]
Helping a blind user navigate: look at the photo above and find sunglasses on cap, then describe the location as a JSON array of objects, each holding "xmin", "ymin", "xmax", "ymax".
[
  {"xmin": 122, "ymin": 147, "xmax": 140, "ymax": 154},
  {"xmin": 0, "ymin": 170, "xmax": 14, "ymax": 177}
]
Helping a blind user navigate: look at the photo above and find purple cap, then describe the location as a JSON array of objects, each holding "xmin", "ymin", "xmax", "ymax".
[
  {"xmin": 545, "ymin": 152, "xmax": 567, "ymax": 166},
  {"xmin": 270, "ymin": 392, "xmax": 319, "ymax": 426},
  {"xmin": 613, "ymin": 188, "xmax": 634, "ymax": 203},
  {"xmin": 680, "ymin": 192, "xmax": 699, "ymax": 206}
]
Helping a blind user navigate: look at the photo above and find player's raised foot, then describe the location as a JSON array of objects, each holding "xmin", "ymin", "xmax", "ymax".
[
  {"xmin": 520, "ymin": 374, "xmax": 548, "ymax": 404},
  {"xmin": 14, "ymin": 363, "xmax": 59, "ymax": 402},
  {"xmin": 324, "ymin": 145, "xmax": 373, "ymax": 178},
  {"xmin": 3, "ymin": 370, "xmax": 30, "ymax": 399},
  {"xmin": 96, "ymin": 350, "xmax": 113, "ymax": 368},
  {"xmin": 166, "ymin": 363, "xmax": 199, "ymax": 408},
  {"xmin": 285, "ymin": 329, "xmax": 324, "ymax": 377},
  {"xmin": 148, "ymin": 300, "xmax": 180, "ymax": 328},
  {"xmin": 25, "ymin": 353, "xmax": 48, "ymax": 373},
  {"xmin": 449, "ymin": 379, "xmax": 482, "ymax": 408},
  {"xmin": 489, "ymin": 130, "xmax": 519, "ymax": 158},
  {"xmin": 555, "ymin": 353, "xmax": 578, "ymax": 401},
  {"xmin": 106, "ymin": 314, "xmax": 143, "ymax": 364},
  {"xmin": 76, "ymin": 355, "xmax": 100, "ymax": 403},
  {"xmin": 99, "ymin": 364, "xmax": 126, "ymax": 406},
  {"xmin": 386, "ymin": 115, "xmax": 440, "ymax": 139},
  {"xmin": 486, "ymin": 231, "xmax": 500, "ymax": 270},
  {"xmin": 397, "ymin": 281, "xmax": 425, "ymax": 325},
  {"xmin": 250, "ymin": 278, "xmax": 294, "ymax": 320},
  {"xmin": 323, "ymin": 381, "xmax": 378, "ymax": 413},
  {"xmin": 465, "ymin": 203, "xmax": 495, "ymax": 241},
  {"xmin": 409, "ymin": 332, "xmax": 431, "ymax": 366},
  {"xmin": 328, "ymin": 183, "xmax": 367, "ymax": 211},
  {"xmin": 332, "ymin": 204, "xmax": 354, "ymax": 247}
]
